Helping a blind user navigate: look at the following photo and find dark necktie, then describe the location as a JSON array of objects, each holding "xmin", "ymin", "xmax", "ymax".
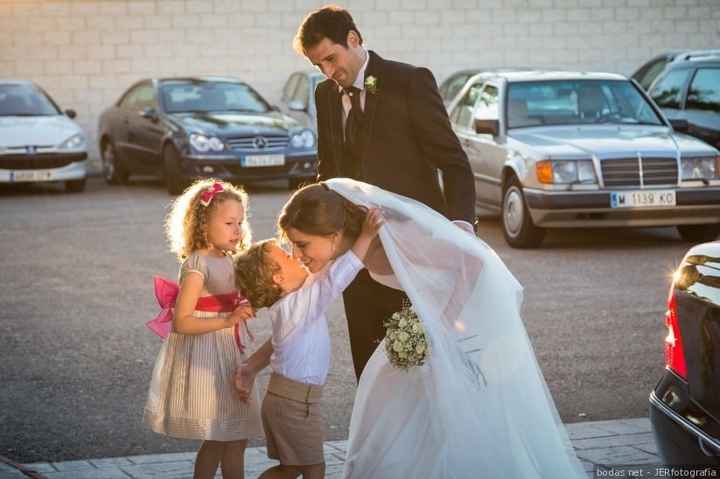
[{"xmin": 344, "ymin": 86, "xmax": 363, "ymax": 148}]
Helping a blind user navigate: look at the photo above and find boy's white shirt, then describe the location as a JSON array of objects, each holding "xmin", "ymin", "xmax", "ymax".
[{"xmin": 268, "ymin": 250, "xmax": 364, "ymax": 386}]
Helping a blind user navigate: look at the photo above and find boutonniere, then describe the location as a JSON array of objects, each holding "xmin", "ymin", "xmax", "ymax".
[{"xmin": 364, "ymin": 75, "xmax": 378, "ymax": 95}]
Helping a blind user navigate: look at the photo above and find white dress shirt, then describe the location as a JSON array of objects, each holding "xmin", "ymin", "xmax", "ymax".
[
  {"xmin": 340, "ymin": 47, "xmax": 370, "ymax": 129},
  {"xmin": 268, "ymin": 250, "xmax": 364, "ymax": 386}
]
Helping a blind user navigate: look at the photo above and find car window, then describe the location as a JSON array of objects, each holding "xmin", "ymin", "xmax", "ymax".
[
  {"xmin": 282, "ymin": 74, "xmax": 300, "ymax": 102},
  {"xmin": 291, "ymin": 75, "xmax": 310, "ymax": 109},
  {"xmin": 120, "ymin": 83, "xmax": 156, "ymax": 110},
  {"xmin": 507, "ymin": 79, "xmax": 663, "ymax": 128},
  {"xmin": 634, "ymin": 57, "xmax": 670, "ymax": 91},
  {"xmin": 650, "ymin": 69, "xmax": 691, "ymax": 109},
  {"xmin": 161, "ymin": 81, "xmax": 270, "ymax": 113},
  {"xmin": 474, "ymin": 84, "xmax": 499, "ymax": 120},
  {"xmin": 450, "ymin": 82, "xmax": 484, "ymax": 130},
  {"xmin": 686, "ymin": 68, "xmax": 720, "ymax": 113},
  {"xmin": 0, "ymin": 83, "xmax": 60, "ymax": 116}
]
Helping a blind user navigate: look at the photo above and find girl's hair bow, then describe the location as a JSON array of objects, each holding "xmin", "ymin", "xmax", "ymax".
[{"xmin": 199, "ymin": 182, "xmax": 224, "ymax": 207}]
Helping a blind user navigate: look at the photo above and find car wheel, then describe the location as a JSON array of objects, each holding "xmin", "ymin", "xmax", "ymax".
[
  {"xmin": 101, "ymin": 140, "xmax": 129, "ymax": 185},
  {"xmin": 502, "ymin": 177, "xmax": 545, "ymax": 248},
  {"xmin": 676, "ymin": 224, "xmax": 720, "ymax": 243},
  {"xmin": 163, "ymin": 144, "xmax": 188, "ymax": 195},
  {"xmin": 64, "ymin": 178, "xmax": 86, "ymax": 193}
]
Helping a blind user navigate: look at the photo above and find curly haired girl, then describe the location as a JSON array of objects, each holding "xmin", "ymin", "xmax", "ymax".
[{"xmin": 144, "ymin": 179, "xmax": 262, "ymax": 479}]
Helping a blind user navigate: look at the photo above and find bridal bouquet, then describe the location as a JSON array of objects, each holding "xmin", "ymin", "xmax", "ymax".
[{"xmin": 384, "ymin": 301, "xmax": 429, "ymax": 370}]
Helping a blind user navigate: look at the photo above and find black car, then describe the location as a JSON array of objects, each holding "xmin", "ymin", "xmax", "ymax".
[
  {"xmin": 647, "ymin": 55, "xmax": 720, "ymax": 151},
  {"xmin": 97, "ymin": 77, "xmax": 318, "ymax": 194},
  {"xmin": 650, "ymin": 241, "xmax": 720, "ymax": 465},
  {"xmin": 632, "ymin": 50, "xmax": 720, "ymax": 92}
]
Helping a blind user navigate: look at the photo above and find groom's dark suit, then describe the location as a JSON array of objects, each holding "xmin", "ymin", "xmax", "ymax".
[{"xmin": 315, "ymin": 50, "xmax": 475, "ymax": 379}]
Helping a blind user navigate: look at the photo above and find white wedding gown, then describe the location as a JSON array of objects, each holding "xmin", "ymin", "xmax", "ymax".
[{"xmin": 326, "ymin": 179, "xmax": 586, "ymax": 479}]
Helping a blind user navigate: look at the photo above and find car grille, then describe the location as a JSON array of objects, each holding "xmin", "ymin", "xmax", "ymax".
[
  {"xmin": 226, "ymin": 135, "xmax": 289, "ymax": 151},
  {"xmin": 601, "ymin": 157, "xmax": 678, "ymax": 188},
  {"xmin": 0, "ymin": 153, "xmax": 85, "ymax": 170}
]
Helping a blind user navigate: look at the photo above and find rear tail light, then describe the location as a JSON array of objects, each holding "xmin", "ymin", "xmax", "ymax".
[{"xmin": 664, "ymin": 287, "xmax": 687, "ymax": 379}]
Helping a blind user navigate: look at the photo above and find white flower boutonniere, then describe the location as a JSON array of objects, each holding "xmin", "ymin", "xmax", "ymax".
[{"xmin": 364, "ymin": 75, "xmax": 378, "ymax": 95}]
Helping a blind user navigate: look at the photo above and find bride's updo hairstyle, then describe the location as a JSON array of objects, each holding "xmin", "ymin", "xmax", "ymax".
[{"xmin": 278, "ymin": 183, "xmax": 367, "ymax": 241}]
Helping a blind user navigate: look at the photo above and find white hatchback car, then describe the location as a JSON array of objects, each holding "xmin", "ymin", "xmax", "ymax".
[{"xmin": 0, "ymin": 80, "xmax": 87, "ymax": 192}]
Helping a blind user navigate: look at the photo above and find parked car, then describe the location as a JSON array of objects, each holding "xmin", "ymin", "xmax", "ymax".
[
  {"xmin": 279, "ymin": 70, "xmax": 324, "ymax": 133},
  {"xmin": 647, "ymin": 55, "xmax": 720, "ymax": 151},
  {"xmin": 632, "ymin": 50, "xmax": 720, "ymax": 92},
  {"xmin": 650, "ymin": 241, "xmax": 720, "ymax": 465},
  {"xmin": 0, "ymin": 80, "xmax": 87, "ymax": 192},
  {"xmin": 439, "ymin": 67, "xmax": 531, "ymax": 105},
  {"xmin": 447, "ymin": 70, "xmax": 720, "ymax": 248},
  {"xmin": 97, "ymin": 77, "xmax": 318, "ymax": 194}
]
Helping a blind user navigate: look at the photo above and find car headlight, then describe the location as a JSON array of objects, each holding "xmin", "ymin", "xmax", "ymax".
[
  {"xmin": 290, "ymin": 129, "xmax": 316, "ymax": 149},
  {"xmin": 536, "ymin": 159, "xmax": 597, "ymax": 184},
  {"xmin": 58, "ymin": 133, "xmax": 86, "ymax": 150},
  {"xmin": 190, "ymin": 134, "xmax": 225, "ymax": 153},
  {"xmin": 681, "ymin": 156, "xmax": 718, "ymax": 180}
]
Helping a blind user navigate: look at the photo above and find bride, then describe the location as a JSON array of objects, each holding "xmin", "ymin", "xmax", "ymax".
[{"xmin": 254, "ymin": 179, "xmax": 586, "ymax": 478}]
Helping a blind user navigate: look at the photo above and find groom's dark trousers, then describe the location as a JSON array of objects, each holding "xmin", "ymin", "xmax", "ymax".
[{"xmin": 315, "ymin": 50, "xmax": 475, "ymax": 380}]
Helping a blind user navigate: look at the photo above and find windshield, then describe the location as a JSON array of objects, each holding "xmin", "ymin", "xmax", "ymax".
[
  {"xmin": 0, "ymin": 84, "xmax": 60, "ymax": 116},
  {"xmin": 161, "ymin": 81, "xmax": 271, "ymax": 114},
  {"xmin": 507, "ymin": 79, "xmax": 664, "ymax": 128}
]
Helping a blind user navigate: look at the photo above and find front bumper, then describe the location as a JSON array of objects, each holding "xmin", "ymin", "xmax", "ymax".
[
  {"xmin": 0, "ymin": 152, "xmax": 88, "ymax": 183},
  {"xmin": 181, "ymin": 152, "xmax": 317, "ymax": 183},
  {"xmin": 525, "ymin": 187, "xmax": 720, "ymax": 227}
]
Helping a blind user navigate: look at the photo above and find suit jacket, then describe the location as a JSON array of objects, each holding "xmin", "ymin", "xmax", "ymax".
[{"xmin": 314, "ymin": 50, "xmax": 475, "ymax": 223}]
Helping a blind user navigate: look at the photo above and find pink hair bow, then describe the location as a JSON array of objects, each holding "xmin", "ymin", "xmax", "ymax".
[
  {"xmin": 147, "ymin": 276, "xmax": 178, "ymax": 339},
  {"xmin": 199, "ymin": 182, "xmax": 224, "ymax": 207}
]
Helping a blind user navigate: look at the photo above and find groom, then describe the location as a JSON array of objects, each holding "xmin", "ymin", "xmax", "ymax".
[{"xmin": 294, "ymin": 5, "xmax": 476, "ymax": 379}]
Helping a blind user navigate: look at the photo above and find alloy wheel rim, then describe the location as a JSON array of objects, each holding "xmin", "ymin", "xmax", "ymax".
[{"xmin": 504, "ymin": 188, "xmax": 524, "ymax": 237}]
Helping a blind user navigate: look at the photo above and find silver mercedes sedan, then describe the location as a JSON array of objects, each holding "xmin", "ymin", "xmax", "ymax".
[{"xmin": 448, "ymin": 71, "xmax": 720, "ymax": 248}]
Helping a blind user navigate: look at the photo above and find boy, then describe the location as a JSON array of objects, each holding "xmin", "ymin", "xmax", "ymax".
[{"xmin": 233, "ymin": 209, "xmax": 382, "ymax": 479}]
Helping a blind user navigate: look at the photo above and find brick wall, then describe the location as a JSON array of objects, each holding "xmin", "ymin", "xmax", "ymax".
[{"xmin": 1, "ymin": 0, "xmax": 719, "ymax": 166}]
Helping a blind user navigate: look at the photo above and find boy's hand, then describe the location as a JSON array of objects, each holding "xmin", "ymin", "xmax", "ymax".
[
  {"xmin": 225, "ymin": 304, "xmax": 254, "ymax": 329},
  {"xmin": 361, "ymin": 208, "xmax": 384, "ymax": 239},
  {"xmin": 234, "ymin": 363, "xmax": 257, "ymax": 403}
]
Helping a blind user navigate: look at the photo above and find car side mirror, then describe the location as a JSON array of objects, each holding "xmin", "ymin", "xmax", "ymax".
[
  {"xmin": 474, "ymin": 118, "xmax": 499, "ymax": 136},
  {"xmin": 64, "ymin": 109, "xmax": 77, "ymax": 119},
  {"xmin": 140, "ymin": 107, "xmax": 159, "ymax": 122},
  {"xmin": 669, "ymin": 118, "xmax": 689, "ymax": 132},
  {"xmin": 287, "ymin": 100, "xmax": 307, "ymax": 112}
]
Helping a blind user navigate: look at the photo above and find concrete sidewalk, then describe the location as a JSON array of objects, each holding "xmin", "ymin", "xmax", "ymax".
[{"xmin": 0, "ymin": 418, "xmax": 660, "ymax": 479}]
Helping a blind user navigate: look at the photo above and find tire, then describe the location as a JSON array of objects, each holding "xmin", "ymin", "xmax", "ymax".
[
  {"xmin": 101, "ymin": 140, "xmax": 129, "ymax": 185},
  {"xmin": 163, "ymin": 144, "xmax": 188, "ymax": 195},
  {"xmin": 501, "ymin": 177, "xmax": 545, "ymax": 248},
  {"xmin": 676, "ymin": 224, "xmax": 720, "ymax": 243},
  {"xmin": 64, "ymin": 178, "xmax": 86, "ymax": 193}
]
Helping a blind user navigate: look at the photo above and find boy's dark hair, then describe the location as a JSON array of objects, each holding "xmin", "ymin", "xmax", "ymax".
[
  {"xmin": 234, "ymin": 240, "xmax": 283, "ymax": 309},
  {"xmin": 293, "ymin": 5, "xmax": 363, "ymax": 55}
]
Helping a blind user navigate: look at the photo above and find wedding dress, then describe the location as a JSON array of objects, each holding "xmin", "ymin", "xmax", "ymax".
[{"xmin": 326, "ymin": 179, "xmax": 586, "ymax": 479}]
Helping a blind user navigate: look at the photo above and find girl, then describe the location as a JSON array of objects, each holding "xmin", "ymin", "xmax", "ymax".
[{"xmin": 144, "ymin": 179, "xmax": 262, "ymax": 479}]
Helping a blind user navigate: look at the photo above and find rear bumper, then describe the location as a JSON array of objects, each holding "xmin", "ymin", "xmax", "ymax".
[
  {"xmin": 649, "ymin": 371, "xmax": 720, "ymax": 465},
  {"xmin": 525, "ymin": 187, "xmax": 720, "ymax": 227},
  {"xmin": 182, "ymin": 152, "xmax": 317, "ymax": 182}
]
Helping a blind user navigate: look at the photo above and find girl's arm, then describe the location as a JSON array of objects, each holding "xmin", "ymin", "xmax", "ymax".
[{"xmin": 173, "ymin": 272, "xmax": 248, "ymax": 335}]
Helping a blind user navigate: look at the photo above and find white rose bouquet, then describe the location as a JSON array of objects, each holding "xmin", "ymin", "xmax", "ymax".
[{"xmin": 384, "ymin": 300, "xmax": 429, "ymax": 370}]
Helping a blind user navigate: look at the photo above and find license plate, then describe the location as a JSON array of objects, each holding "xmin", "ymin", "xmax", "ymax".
[
  {"xmin": 242, "ymin": 154, "xmax": 285, "ymax": 167},
  {"xmin": 9, "ymin": 170, "xmax": 53, "ymax": 182},
  {"xmin": 610, "ymin": 190, "xmax": 676, "ymax": 208}
]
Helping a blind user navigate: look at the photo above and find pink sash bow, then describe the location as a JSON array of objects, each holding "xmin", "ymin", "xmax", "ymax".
[{"xmin": 147, "ymin": 276, "xmax": 253, "ymax": 352}]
